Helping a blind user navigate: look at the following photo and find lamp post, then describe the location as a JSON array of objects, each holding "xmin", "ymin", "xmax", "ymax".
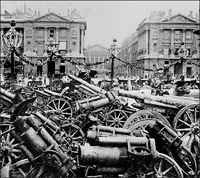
[
  {"xmin": 46, "ymin": 33, "xmax": 59, "ymax": 85},
  {"xmin": 108, "ymin": 38, "xmax": 119, "ymax": 82},
  {"xmin": 3, "ymin": 20, "xmax": 22, "ymax": 81}
]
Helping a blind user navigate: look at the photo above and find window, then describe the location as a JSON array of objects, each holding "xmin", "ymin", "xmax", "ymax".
[
  {"xmin": 164, "ymin": 61, "xmax": 169, "ymax": 65},
  {"xmin": 175, "ymin": 48, "xmax": 179, "ymax": 55},
  {"xmin": 72, "ymin": 30, "xmax": 77, "ymax": 36},
  {"xmin": 164, "ymin": 30, "xmax": 170, "ymax": 40},
  {"xmin": 153, "ymin": 43, "xmax": 157, "ymax": 52},
  {"xmin": 186, "ymin": 31, "xmax": 192, "ymax": 39},
  {"xmin": 175, "ymin": 30, "xmax": 181, "ymax": 41},
  {"xmin": 59, "ymin": 42, "xmax": 67, "ymax": 50},
  {"xmin": 187, "ymin": 49, "xmax": 191, "ymax": 56},
  {"xmin": 50, "ymin": 29, "xmax": 54, "ymax": 34}
]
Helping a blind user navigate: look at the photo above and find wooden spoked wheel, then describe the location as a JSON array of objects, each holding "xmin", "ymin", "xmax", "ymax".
[
  {"xmin": 131, "ymin": 153, "xmax": 184, "ymax": 178},
  {"xmin": 47, "ymin": 98, "xmax": 73, "ymax": 123},
  {"xmin": 173, "ymin": 104, "xmax": 200, "ymax": 167},
  {"xmin": 123, "ymin": 110, "xmax": 170, "ymax": 129},
  {"xmin": 173, "ymin": 104, "xmax": 199, "ymax": 139},
  {"xmin": 0, "ymin": 122, "xmax": 23, "ymax": 170},
  {"xmin": 9, "ymin": 158, "xmax": 33, "ymax": 178},
  {"xmin": 128, "ymin": 119, "xmax": 197, "ymax": 177},
  {"xmin": 105, "ymin": 109, "xmax": 128, "ymax": 128},
  {"xmin": 84, "ymin": 153, "xmax": 183, "ymax": 178},
  {"xmin": 61, "ymin": 123, "xmax": 85, "ymax": 147}
]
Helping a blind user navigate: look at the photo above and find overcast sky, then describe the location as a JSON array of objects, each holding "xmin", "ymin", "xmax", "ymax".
[{"xmin": 1, "ymin": 1, "xmax": 199, "ymax": 48}]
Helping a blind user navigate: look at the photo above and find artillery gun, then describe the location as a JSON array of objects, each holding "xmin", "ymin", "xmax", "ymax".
[
  {"xmin": 68, "ymin": 74, "xmax": 138, "ymax": 128},
  {"xmin": 119, "ymin": 90, "xmax": 199, "ymax": 164},
  {"xmin": 1, "ymin": 99, "xmax": 184, "ymax": 178}
]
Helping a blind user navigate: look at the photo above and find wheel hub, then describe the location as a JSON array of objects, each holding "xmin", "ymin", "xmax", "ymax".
[
  {"xmin": 190, "ymin": 123, "xmax": 200, "ymax": 135},
  {"xmin": 1, "ymin": 141, "xmax": 12, "ymax": 156},
  {"xmin": 156, "ymin": 172, "xmax": 163, "ymax": 178}
]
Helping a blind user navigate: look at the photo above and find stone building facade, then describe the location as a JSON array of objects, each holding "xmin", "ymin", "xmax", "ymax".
[
  {"xmin": 119, "ymin": 10, "xmax": 200, "ymax": 79},
  {"xmin": 84, "ymin": 44, "xmax": 111, "ymax": 77},
  {"xmin": 0, "ymin": 6, "xmax": 87, "ymax": 77}
]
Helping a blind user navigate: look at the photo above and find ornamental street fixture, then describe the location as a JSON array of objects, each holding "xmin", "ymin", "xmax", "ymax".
[
  {"xmin": 3, "ymin": 20, "xmax": 22, "ymax": 81},
  {"xmin": 108, "ymin": 38, "xmax": 120, "ymax": 81},
  {"xmin": 45, "ymin": 33, "xmax": 59, "ymax": 85}
]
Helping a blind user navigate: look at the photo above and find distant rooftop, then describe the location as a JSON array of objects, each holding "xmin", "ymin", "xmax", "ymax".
[{"xmin": 1, "ymin": 3, "xmax": 85, "ymax": 22}]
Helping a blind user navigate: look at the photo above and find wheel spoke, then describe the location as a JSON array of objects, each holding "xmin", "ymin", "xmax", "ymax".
[
  {"xmin": 8, "ymin": 155, "xmax": 12, "ymax": 163},
  {"xmin": 185, "ymin": 111, "xmax": 193, "ymax": 123},
  {"xmin": 177, "ymin": 128, "xmax": 191, "ymax": 132},
  {"xmin": 119, "ymin": 115, "xmax": 126, "ymax": 120},
  {"xmin": 60, "ymin": 102, "xmax": 66, "ymax": 110},
  {"xmin": 52, "ymin": 101, "xmax": 57, "ymax": 110},
  {"xmin": 178, "ymin": 119, "xmax": 191, "ymax": 127},
  {"xmin": 62, "ymin": 107, "xmax": 71, "ymax": 112},
  {"xmin": 58, "ymin": 99, "xmax": 61, "ymax": 109},
  {"xmin": 18, "ymin": 168, "xmax": 27, "ymax": 178},
  {"xmin": 12, "ymin": 148, "xmax": 21, "ymax": 153},
  {"xmin": 47, "ymin": 105, "xmax": 55, "ymax": 111},
  {"xmin": 162, "ymin": 166, "xmax": 173, "ymax": 176}
]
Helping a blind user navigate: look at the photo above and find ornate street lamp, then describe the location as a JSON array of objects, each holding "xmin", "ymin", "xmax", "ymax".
[
  {"xmin": 3, "ymin": 20, "xmax": 22, "ymax": 81},
  {"xmin": 108, "ymin": 38, "xmax": 120, "ymax": 81},
  {"xmin": 45, "ymin": 33, "xmax": 59, "ymax": 85}
]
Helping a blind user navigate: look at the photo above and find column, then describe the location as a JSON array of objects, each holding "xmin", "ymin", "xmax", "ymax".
[
  {"xmin": 56, "ymin": 28, "xmax": 59, "ymax": 44},
  {"xmin": 159, "ymin": 28, "xmax": 163, "ymax": 46},
  {"xmin": 145, "ymin": 29, "xmax": 149, "ymax": 55},
  {"xmin": 171, "ymin": 29, "xmax": 174, "ymax": 49},
  {"xmin": 44, "ymin": 27, "xmax": 47, "ymax": 44},
  {"xmin": 81, "ymin": 29, "xmax": 84, "ymax": 54},
  {"xmin": 170, "ymin": 60, "xmax": 174, "ymax": 77},
  {"xmin": 170, "ymin": 29, "xmax": 175, "ymax": 57},
  {"xmin": 82, "ymin": 29, "xmax": 85, "ymax": 52},
  {"xmin": 182, "ymin": 29, "xmax": 186, "ymax": 43},
  {"xmin": 182, "ymin": 61, "xmax": 186, "ymax": 77},
  {"xmin": 0, "ymin": 28, "xmax": 4, "ymax": 54}
]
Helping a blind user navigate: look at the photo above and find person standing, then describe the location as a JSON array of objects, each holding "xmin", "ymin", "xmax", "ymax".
[
  {"xmin": 178, "ymin": 42, "xmax": 189, "ymax": 59},
  {"xmin": 36, "ymin": 59, "xmax": 43, "ymax": 77}
]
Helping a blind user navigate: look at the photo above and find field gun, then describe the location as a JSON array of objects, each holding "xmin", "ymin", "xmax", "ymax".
[
  {"xmin": 0, "ymin": 87, "xmax": 24, "ymax": 112},
  {"xmin": 0, "ymin": 98, "xmax": 75, "ymax": 178},
  {"xmin": 68, "ymin": 74, "xmax": 137, "ymax": 127},
  {"xmin": 127, "ymin": 119, "xmax": 198, "ymax": 177},
  {"xmin": 78, "ymin": 125, "xmax": 184, "ymax": 177},
  {"xmin": 118, "ymin": 89, "xmax": 199, "ymax": 125}
]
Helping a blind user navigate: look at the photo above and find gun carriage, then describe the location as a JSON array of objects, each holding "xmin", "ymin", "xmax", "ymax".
[{"xmin": 1, "ymin": 99, "xmax": 186, "ymax": 178}]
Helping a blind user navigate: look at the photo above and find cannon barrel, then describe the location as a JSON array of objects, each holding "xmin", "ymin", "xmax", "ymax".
[
  {"xmin": 68, "ymin": 73, "xmax": 107, "ymax": 95},
  {"xmin": 75, "ymin": 97, "xmax": 110, "ymax": 111},
  {"xmin": 118, "ymin": 89, "xmax": 198, "ymax": 107},
  {"xmin": 0, "ymin": 87, "xmax": 15, "ymax": 100},
  {"xmin": 87, "ymin": 125, "xmax": 131, "ymax": 141},
  {"xmin": 78, "ymin": 84, "xmax": 98, "ymax": 96},
  {"xmin": 97, "ymin": 136, "xmax": 149, "ymax": 147},
  {"xmin": 78, "ymin": 95, "xmax": 103, "ymax": 105},
  {"xmin": 79, "ymin": 137, "xmax": 158, "ymax": 166},
  {"xmin": 79, "ymin": 146, "xmax": 127, "ymax": 166}
]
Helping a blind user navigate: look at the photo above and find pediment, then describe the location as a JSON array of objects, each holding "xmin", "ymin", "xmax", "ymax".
[
  {"xmin": 89, "ymin": 44, "xmax": 108, "ymax": 51},
  {"xmin": 34, "ymin": 13, "xmax": 68, "ymax": 22},
  {"xmin": 162, "ymin": 14, "xmax": 196, "ymax": 23}
]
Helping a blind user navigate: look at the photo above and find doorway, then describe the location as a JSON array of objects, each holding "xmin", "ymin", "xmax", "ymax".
[
  {"xmin": 60, "ymin": 65, "xmax": 65, "ymax": 74},
  {"xmin": 186, "ymin": 67, "xmax": 192, "ymax": 78}
]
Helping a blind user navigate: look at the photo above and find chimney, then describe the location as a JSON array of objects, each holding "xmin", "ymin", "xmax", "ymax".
[
  {"xmin": 189, "ymin": 11, "xmax": 193, "ymax": 19},
  {"xmin": 168, "ymin": 8, "xmax": 172, "ymax": 17},
  {"xmin": 24, "ymin": 2, "xmax": 26, "ymax": 13},
  {"xmin": 195, "ymin": 12, "xmax": 199, "ymax": 21}
]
